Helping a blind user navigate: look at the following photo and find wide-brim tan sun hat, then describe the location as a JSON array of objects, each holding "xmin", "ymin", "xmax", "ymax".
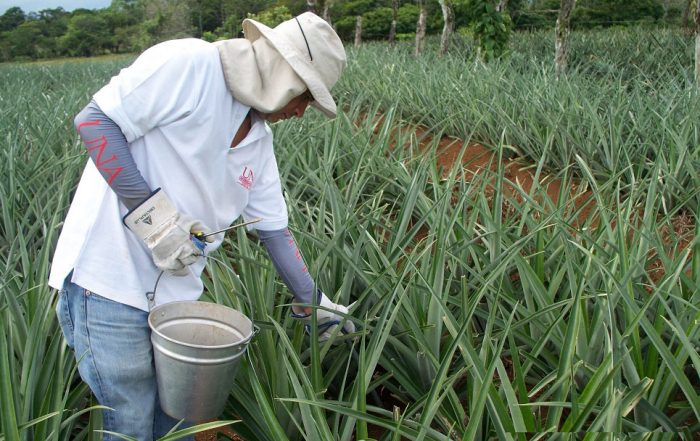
[{"xmin": 242, "ymin": 12, "xmax": 346, "ymax": 118}]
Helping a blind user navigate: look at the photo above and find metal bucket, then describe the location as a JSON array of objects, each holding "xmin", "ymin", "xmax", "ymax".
[{"xmin": 148, "ymin": 300, "xmax": 254, "ymax": 422}]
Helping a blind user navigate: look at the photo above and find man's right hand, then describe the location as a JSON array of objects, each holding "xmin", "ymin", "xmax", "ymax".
[{"xmin": 123, "ymin": 189, "xmax": 213, "ymax": 275}]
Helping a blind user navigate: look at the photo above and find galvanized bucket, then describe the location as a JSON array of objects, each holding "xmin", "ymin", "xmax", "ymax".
[{"xmin": 148, "ymin": 300, "xmax": 254, "ymax": 422}]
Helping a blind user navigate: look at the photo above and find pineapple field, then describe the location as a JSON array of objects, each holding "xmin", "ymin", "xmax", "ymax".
[{"xmin": 0, "ymin": 27, "xmax": 698, "ymax": 440}]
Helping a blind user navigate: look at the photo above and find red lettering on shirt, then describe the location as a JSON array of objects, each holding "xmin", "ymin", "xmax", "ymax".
[{"xmin": 238, "ymin": 167, "xmax": 254, "ymax": 190}]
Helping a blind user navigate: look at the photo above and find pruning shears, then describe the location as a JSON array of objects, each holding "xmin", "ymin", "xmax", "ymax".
[{"xmin": 191, "ymin": 217, "xmax": 262, "ymax": 251}]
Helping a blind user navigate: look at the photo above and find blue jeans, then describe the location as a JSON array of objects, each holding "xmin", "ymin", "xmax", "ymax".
[{"xmin": 56, "ymin": 276, "xmax": 192, "ymax": 441}]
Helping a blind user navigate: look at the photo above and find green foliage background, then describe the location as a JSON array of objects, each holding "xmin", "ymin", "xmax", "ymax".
[{"xmin": 0, "ymin": 0, "xmax": 690, "ymax": 62}]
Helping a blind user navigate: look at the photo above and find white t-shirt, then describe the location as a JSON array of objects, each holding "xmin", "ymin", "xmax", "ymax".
[{"xmin": 48, "ymin": 38, "xmax": 288, "ymax": 311}]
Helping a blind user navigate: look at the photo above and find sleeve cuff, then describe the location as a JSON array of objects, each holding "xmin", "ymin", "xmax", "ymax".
[
  {"xmin": 122, "ymin": 187, "xmax": 162, "ymax": 226},
  {"xmin": 247, "ymin": 216, "xmax": 288, "ymax": 232}
]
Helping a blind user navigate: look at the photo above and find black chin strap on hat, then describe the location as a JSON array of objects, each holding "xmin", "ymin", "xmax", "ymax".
[{"xmin": 295, "ymin": 17, "xmax": 313, "ymax": 61}]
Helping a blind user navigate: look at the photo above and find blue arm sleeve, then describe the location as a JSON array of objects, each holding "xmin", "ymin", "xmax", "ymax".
[
  {"xmin": 257, "ymin": 228, "xmax": 320, "ymax": 305},
  {"xmin": 74, "ymin": 100, "xmax": 152, "ymax": 210}
]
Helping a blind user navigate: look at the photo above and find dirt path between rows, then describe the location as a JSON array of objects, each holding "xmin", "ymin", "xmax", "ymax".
[
  {"xmin": 390, "ymin": 117, "xmax": 694, "ymax": 286},
  {"xmin": 408, "ymin": 123, "xmax": 597, "ymax": 225}
]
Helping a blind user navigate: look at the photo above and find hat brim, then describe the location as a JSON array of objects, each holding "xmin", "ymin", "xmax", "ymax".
[{"xmin": 243, "ymin": 18, "xmax": 337, "ymax": 118}]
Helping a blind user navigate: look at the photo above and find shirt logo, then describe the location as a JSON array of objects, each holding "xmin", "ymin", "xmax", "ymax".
[
  {"xmin": 238, "ymin": 167, "xmax": 254, "ymax": 190},
  {"xmin": 143, "ymin": 215, "xmax": 152, "ymax": 225}
]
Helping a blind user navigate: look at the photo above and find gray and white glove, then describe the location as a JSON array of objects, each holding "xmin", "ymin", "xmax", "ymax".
[
  {"xmin": 123, "ymin": 188, "xmax": 213, "ymax": 276},
  {"xmin": 292, "ymin": 292, "xmax": 355, "ymax": 342}
]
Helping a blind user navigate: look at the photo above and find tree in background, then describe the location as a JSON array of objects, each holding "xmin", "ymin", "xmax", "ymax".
[
  {"xmin": 0, "ymin": 0, "xmax": 692, "ymax": 62},
  {"xmin": 309, "ymin": 0, "xmax": 335, "ymax": 17},
  {"xmin": 205, "ymin": 0, "xmax": 278, "ymax": 39},
  {"xmin": 695, "ymin": 0, "xmax": 699, "ymax": 85},
  {"xmin": 0, "ymin": 6, "xmax": 71, "ymax": 59},
  {"xmin": 59, "ymin": 11, "xmax": 110, "ymax": 56},
  {"xmin": 513, "ymin": 0, "xmax": 671, "ymax": 29},
  {"xmin": 389, "ymin": 0, "xmax": 398, "ymax": 44},
  {"xmin": 105, "ymin": 1, "xmax": 147, "ymax": 52},
  {"xmin": 306, "ymin": 0, "xmax": 318, "ymax": 13},
  {"xmin": 191, "ymin": 0, "xmax": 226, "ymax": 37},
  {"xmin": 333, "ymin": 1, "xmax": 375, "ymax": 41},
  {"xmin": 322, "ymin": 0, "xmax": 333, "ymax": 23},
  {"xmin": 246, "ymin": 5, "xmax": 293, "ymax": 27},
  {"xmin": 34, "ymin": 8, "xmax": 69, "ymax": 56},
  {"xmin": 0, "ymin": 6, "xmax": 25, "ymax": 59},
  {"xmin": 555, "ymin": 0, "xmax": 576, "ymax": 78},
  {"xmin": 0, "ymin": 6, "xmax": 25, "ymax": 32},
  {"xmin": 438, "ymin": 0, "xmax": 455, "ymax": 54},
  {"xmin": 142, "ymin": 0, "xmax": 193, "ymax": 42},
  {"xmin": 683, "ymin": 0, "xmax": 692, "ymax": 27},
  {"xmin": 3, "ymin": 20, "xmax": 42, "ymax": 59},
  {"xmin": 574, "ymin": 0, "xmax": 662, "ymax": 25},
  {"xmin": 415, "ymin": 0, "xmax": 427, "ymax": 54},
  {"xmin": 470, "ymin": 0, "xmax": 512, "ymax": 60}
]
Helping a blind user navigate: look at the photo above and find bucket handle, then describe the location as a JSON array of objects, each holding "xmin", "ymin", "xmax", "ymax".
[
  {"xmin": 146, "ymin": 271, "xmax": 165, "ymax": 311},
  {"xmin": 146, "ymin": 260, "xmax": 261, "ymax": 338},
  {"xmin": 203, "ymin": 254, "xmax": 263, "ymax": 336}
]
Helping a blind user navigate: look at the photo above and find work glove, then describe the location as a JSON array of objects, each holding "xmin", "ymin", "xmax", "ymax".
[
  {"xmin": 292, "ymin": 292, "xmax": 355, "ymax": 342},
  {"xmin": 123, "ymin": 188, "xmax": 213, "ymax": 276}
]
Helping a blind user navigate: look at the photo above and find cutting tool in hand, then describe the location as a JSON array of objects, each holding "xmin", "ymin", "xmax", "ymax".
[{"xmin": 191, "ymin": 217, "xmax": 263, "ymax": 251}]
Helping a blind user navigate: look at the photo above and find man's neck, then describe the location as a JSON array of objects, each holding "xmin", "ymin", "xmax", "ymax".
[{"xmin": 231, "ymin": 110, "xmax": 252, "ymax": 148}]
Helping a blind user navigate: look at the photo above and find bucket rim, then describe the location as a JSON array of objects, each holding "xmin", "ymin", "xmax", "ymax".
[{"xmin": 148, "ymin": 300, "xmax": 254, "ymax": 350}]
